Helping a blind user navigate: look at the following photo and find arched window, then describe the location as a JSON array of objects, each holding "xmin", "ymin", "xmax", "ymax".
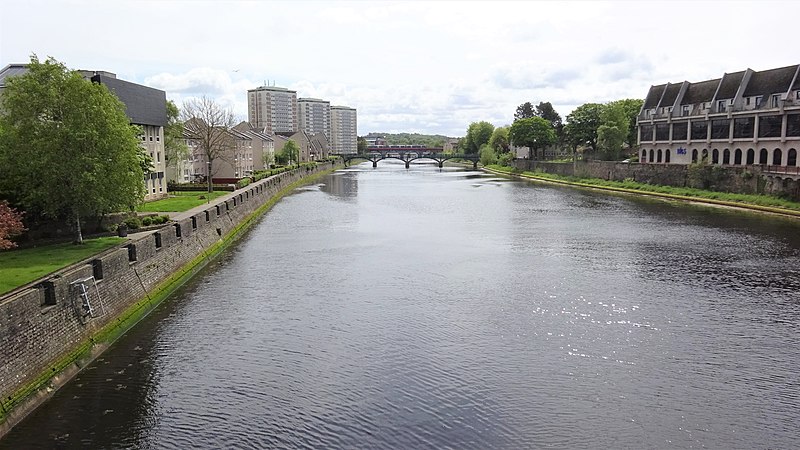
[
  {"xmin": 759, "ymin": 148, "xmax": 768, "ymax": 164},
  {"xmin": 788, "ymin": 149, "xmax": 797, "ymax": 166},
  {"xmin": 773, "ymin": 148, "xmax": 782, "ymax": 165},
  {"xmin": 665, "ymin": 149, "xmax": 671, "ymax": 163},
  {"xmin": 734, "ymin": 149, "xmax": 742, "ymax": 165},
  {"xmin": 657, "ymin": 149, "xmax": 663, "ymax": 163},
  {"xmin": 649, "ymin": 149, "xmax": 654, "ymax": 162},
  {"xmin": 722, "ymin": 149, "xmax": 730, "ymax": 165},
  {"xmin": 641, "ymin": 149, "xmax": 647, "ymax": 162},
  {"xmin": 746, "ymin": 148, "xmax": 755, "ymax": 165},
  {"xmin": 692, "ymin": 149, "xmax": 698, "ymax": 163},
  {"xmin": 702, "ymin": 149, "xmax": 709, "ymax": 162},
  {"xmin": 712, "ymin": 149, "xmax": 719, "ymax": 164}
]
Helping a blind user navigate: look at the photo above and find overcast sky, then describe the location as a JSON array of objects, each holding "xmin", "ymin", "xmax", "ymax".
[{"xmin": 2, "ymin": 1, "xmax": 798, "ymax": 137}]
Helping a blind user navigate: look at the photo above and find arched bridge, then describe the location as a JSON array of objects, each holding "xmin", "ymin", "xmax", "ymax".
[{"xmin": 337, "ymin": 147, "xmax": 479, "ymax": 169}]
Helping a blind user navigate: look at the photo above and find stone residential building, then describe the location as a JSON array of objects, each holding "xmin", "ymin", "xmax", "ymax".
[
  {"xmin": 638, "ymin": 64, "xmax": 800, "ymax": 168},
  {"xmin": 247, "ymin": 85, "xmax": 298, "ymax": 133},
  {"xmin": 331, "ymin": 105, "xmax": 358, "ymax": 154},
  {"xmin": 298, "ymin": 98, "xmax": 331, "ymax": 139}
]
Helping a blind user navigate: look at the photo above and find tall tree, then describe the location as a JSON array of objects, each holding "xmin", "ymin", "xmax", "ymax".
[
  {"xmin": 0, "ymin": 201, "xmax": 25, "ymax": 249},
  {"xmin": 535, "ymin": 101, "xmax": 563, "ymax": 135},
  {"xmin": 181, "ymin": 96, "xmax": 237, "ymax": 192},
  {"xmin": 463, "ymin": 121, "xmax": 495, "ymax": 154},
  {"xmin": 597, "ymin": 101, "xmax": 628, "ymax": 160},
  {"xmin": 609, "ymin": 98, "xmax": 644, "ymax": 150},
  {"xmin": 509, "ymin": 117, "xmax": 556, "ymax": 160},
  {"xmin": 278, "ymin": 140, "xmax": 300, "ymax": 166},
  {"xmin": 357, "ymin": 136, "xmax": 368, "ymax": 154},
  {"xmin": 164, "ymin": 99, "xmax": 188, "ymax": 176},
  {"xmin": 0, "ymin": 55, "xmax": 146, "ymax": 243},
  {"xmin": 564, "ymin": 103, "xmax": 604, "ymax": 155},
  {"xmin": 514, "ymin": 102, "xmax": 535, "ymax": 121},
  {"xmin": 489, "ymin": 126, "xmax": 510, "ymax": 153}
]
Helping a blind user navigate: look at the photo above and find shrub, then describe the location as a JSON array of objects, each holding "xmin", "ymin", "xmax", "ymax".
[
  {"xmin": 124, "ymin": 217, "xmax": 142, "ymax": 229},
  {"xmin": 141, "ymin": 216, "xmax": 153, "ymax": 226}
]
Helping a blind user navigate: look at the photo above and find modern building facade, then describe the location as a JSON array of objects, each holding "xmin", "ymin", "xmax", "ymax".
[
  {"xmin": 298, "ymin": 98, "xmax": 331, "ymax": 138},
  {"xmin": 247, "ymin": 85, "xmax": 298, "ymax": 133},
  {"xmin": 331, "ymin": 105, "xmax": 358, "ymax": 154},
  {"xmin": 638, "ymin": 64, "xmax": 800, "ymax": 168}
]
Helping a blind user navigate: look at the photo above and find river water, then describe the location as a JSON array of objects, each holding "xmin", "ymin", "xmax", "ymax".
[{"xmin": 3, "ymin": 162, "xmax": 800, "ymax": 449}]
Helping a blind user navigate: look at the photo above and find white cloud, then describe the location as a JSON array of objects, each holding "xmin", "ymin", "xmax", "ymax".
[{"xmin": 2, "ymin": 0, "xmax": 799, "ymax": 137}]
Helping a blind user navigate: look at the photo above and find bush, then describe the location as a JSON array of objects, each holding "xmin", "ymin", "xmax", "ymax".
[
  {"xmin": 141, "ymin": 216, "xmax": 153, "ymax": 227},
  {"xmin": 157, "ymin": 215, "xmax": 170, "ymax": 224},
  {"xmin": 124, "ymin": 217, "xmax": 142, "ymax": 229},
  {"xmin": 236, "ymin": 177, "xmax": 251, "ymax": 189},
  {"xmin": 497, "ymin": 152, "xmax": 514, "ymax": 167}
]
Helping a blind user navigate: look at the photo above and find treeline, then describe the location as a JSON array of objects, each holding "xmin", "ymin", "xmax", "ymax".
[
  {"xmin": 461, "ymin": 99, "xmax": 644, "ymax": 166},
  {"xmin": 364, "ymin": 132, "xmax": 452, "ymax": 147}
]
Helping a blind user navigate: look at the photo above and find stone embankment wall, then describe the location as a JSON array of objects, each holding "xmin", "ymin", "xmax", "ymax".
[
  {"xmin": 0, "ymin": 161, "xmax": 338, "ymax": 435},
  {"xmin": 512, "ymin": 160, "xmax": 800, "ymax": 201}
]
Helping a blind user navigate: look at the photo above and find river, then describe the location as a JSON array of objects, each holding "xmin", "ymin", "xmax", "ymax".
[{"xmin": 3, "ymin": 161, "xmax": 800, "ymax": 449}]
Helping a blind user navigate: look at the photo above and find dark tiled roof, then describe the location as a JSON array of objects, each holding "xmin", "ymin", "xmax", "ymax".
[
  {"xmin": 716, "ymin": 71, "xmax": 745, "ymax": 99},
  {"xmin": 0, "ymin": 64, "xmax": 29, "ymax": 86},
  {"xmin": 661, "ymin": 83, "xmax": 682, "ymax": 107},
  {"xmin": 92, "ymin": 74, "xmax": 167, "ymax": 126},
  {"xmin": 743, "ymin": 65, "xmax": 799, "ymax": 97},
  {"xmin": 643, "ymin": 84, "xmax": 667, "ymax": 109},
  {"xmin": 681, "ymin": 79, "xmax": 720, "ymax": 105}
]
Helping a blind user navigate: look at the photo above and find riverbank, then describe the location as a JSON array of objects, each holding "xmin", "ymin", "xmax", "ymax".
[
  {"xmin": 484, "ymin": 165, "xmax": 800, "ymax": 219},
  {"xmin": 0, "ymin": 161, "xmax": 342, "ymax": 438}
]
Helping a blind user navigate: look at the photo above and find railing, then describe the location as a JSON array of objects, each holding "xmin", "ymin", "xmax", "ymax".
[{"xmin": 764, "ymin": 165, "xmax": 800, "ymax": 175}]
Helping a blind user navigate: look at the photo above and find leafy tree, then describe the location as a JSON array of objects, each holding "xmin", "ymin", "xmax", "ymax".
[
  {"xmin": 0, "ymin": 201, "xmax": 25, "ymax": 249},
  {"xmin": 357, "ymin": 136, "xmax": 368, "ymax": 154},
  {"xmin": 535, "ymin": 102, "xmax": 563, "ymax": 136},
  {"xmin": 489, "ymin": 126, "xmax": 510, "ymax": 153},
  {"xmin": 514, "ymin": 102, "xmax": 535, "ymax": 121},
  {"xmin": 509, "ymin": 117, "xmax": 556, "ymax": 160},
  {"xmin": 164, "ymin": 99, "xmax": 188, "ymax": 174},
  {"xmin": 463, "ymin": 121, "xmax": 494, "ymax": 154},
  {"xmin": 478, "ymin": 143, "xmax": 497, "ymax": 166},
  {"xmin": 609, "ymin": 98, "xmax": 644, "ymax": 150},
  {"xmin": 564, "ymin": 103, "xmax": 604, "ymax": 156},
  {"xmin": 279, "ymin": 140, "xmax": 300, "ymax": 166},
  {"xmin": 182, "ymin": 96, "xmax": 237, "ymax": 192},
  {"xmin": 0, "ymin": 55, "xmax": 146, "ymax": 243},
  {"xmin": 597, "ymin": 101, "xmax": 628, "ymax": 160}
]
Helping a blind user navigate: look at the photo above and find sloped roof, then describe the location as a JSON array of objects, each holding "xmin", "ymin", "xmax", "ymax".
[
  {"xmin": 681, "ymin": 78, "xmax": 720, "ymax": 105},
  {"xmin": 661, "ymin": 83, "xmax": 682, "ymax": 107},
  {"xmin": 716, "ymin": 71, "xmax": 745, "ymax": 99},
  {"xmin": 92, "ymin": 74, "xmax": 166, "ymax": 126},
  {"xmin": 0, "ymin": 64, "xmax": 29, "ymax": 86},
  {"xmin": 643, "ymin": 84, "xmax": 667, "ymax": 108},
  {"xmin": 743, "ymin": 65, "xmax": 799, "ymax": 97}
]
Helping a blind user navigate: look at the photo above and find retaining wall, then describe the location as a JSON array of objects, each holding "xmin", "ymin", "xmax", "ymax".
[
  {"xmin": 0, "ymin": 161, "xmax": 338, "ymax": 436},
  {"xmin": 512, "ymin": 160, "xmax": 800, "ymax": 201}
]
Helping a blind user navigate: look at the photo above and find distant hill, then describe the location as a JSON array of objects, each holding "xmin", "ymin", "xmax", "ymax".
[{"xmin": 364, "ymin": 132, "xmax": 455, "ymax": 148}]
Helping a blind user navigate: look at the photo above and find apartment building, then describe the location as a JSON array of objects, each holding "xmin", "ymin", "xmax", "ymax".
[
  {"xmin": 298, "ymin": 98, "xmax": 331, "ymax": 139},
  {"xmin": 247, "ymin": 85, "xmax": 298, "ymax": 133},
  {"xmin": 331, "ymin": 105, "xmax": 358, "ymax": 154},
  {"xmin": 0, "ymin": 65, "xmax": 168, "ymax": 200},
  {"xmin": 638, "ymin": 64, "xmax": 800, "ymax": 167}
]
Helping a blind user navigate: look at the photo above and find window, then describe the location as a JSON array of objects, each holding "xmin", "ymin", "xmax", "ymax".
[
  {"xmin": 746, "ymin": 149, "xmax": 755, "ymax": 165},
  {"xmin": 734, "ymin": 149, "xmax": 742, "ymax": 165},
  {"xmin": 692, "ymin": 149, "xmax": 698, "ymax": 163},
  {"xmin": 672, "ymin": 122, "xmax": 688, "ymax": 141},
  {"xmin": 773, "ymin": 149, "xmax": 782, "ymax": 165},
  {"xmin": 691, "ymin": 121, "xmax": 708, "ymax": 140},
  {"xmin": 758, "ymin": 116, "xmax": 782, "ymax": 138},
  {"xmin": 655, "ymin": 124, "xmax": 670, "ymax": 141},
  {"xmin": 682, "ymin": 105, "xmax": 690, "ymax": 116},
  {"xmin": 712, "ymin": 149, "xmax": 719, "ymax": 164},
  {"xmin": 718, "ymin": 100, "xmax": 727, "ymax": 112},
  {"xmin": 733, "ymin": 117, "xmax": 754, "ymax": 138},
  {"xmin": 772, "ymin": 94, "xmax": 780, "ymax": 108},
  {"xmin": 746, "ymin": 97, "xmax": 751, "ymax": 106},
  {"xmin": 759, "ymin": 148, "xmax": 768, "ymax": 164},
  {"xmin": 755, "ymin": 96, "xmax": 762, "ymax": 107},
  {"xmin": 787, "ymin": 114, "xmax": 800, "ymax": 137},
  {"xmin": 711, "ymin": 119, "xmax": 730, "ymax": 139},
  {"xmin": 640, "ymin": 125, "xmax": 653, "ymax": 141},
  {"xmin": 723, "ymin": 149, "xmax": 730, "ymax": 165}
]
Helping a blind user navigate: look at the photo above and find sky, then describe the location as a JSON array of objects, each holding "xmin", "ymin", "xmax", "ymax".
[{"xmin": 2, "ymin": 0, "xmax": 799, "ymax": 137}]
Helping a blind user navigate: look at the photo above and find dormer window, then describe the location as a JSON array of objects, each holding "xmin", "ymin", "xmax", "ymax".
[
  {"xmin": 682, "ymin": 105, "xmax": 690, "ymax": 116},
  {"xmin": 718, "ymin": 100, "xmax": 727, "ymax": 112},
  {"xmin": 755, "ymin": 96, "xmax": 763, "ymax": 107},
  {"xmin": 772, "ymin": 94, "xmax": 780, "ymax": 108}
]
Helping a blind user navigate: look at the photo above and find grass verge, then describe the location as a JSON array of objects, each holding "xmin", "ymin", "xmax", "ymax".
[
  {"xmin": 485, "ymin": 165, "xmax": 800, "ymax": 216},
  {"xmin": 137, "ymin": 191, "xmax": 229, "ymax": 212},
  {"xmin": 0, "ymin": 237, "xmax": 125, "ymax": 295}
]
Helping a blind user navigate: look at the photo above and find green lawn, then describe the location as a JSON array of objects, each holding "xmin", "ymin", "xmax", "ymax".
[
  {"xmin": 0, "ymin": 237, "xmax": 125, "ymax": 295},
  {"xmin": 137, "ymin": 191, "xmax": 229, "ymax": 212}
]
